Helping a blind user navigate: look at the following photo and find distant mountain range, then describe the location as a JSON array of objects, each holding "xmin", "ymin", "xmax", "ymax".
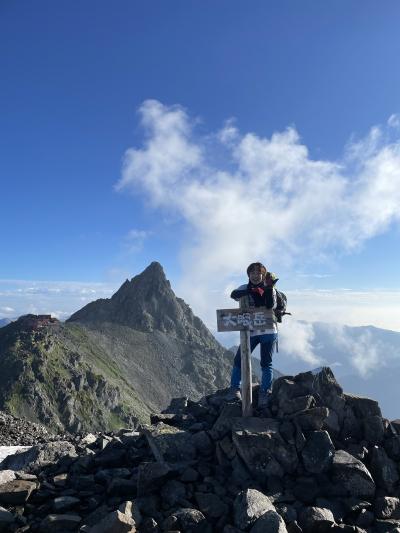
[
  {"xmin": 0, "ymin": 318, "xmax": 12, "ymax": 327},
  {"xmin": 2, "ymin": 266, "xmax": 399, "ymax": 425}
]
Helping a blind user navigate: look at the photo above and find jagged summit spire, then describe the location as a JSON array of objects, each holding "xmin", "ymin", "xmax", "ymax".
[{"xmin": 67, "ymin": 262, "xmax": 215, "ymax": 346}]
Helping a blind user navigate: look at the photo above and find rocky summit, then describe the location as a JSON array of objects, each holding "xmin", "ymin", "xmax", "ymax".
[
  {"xmin": 0, "ymin": 368, "xmax": 399, "ymax": 532},
  {"xmin": 0, "ymin": 263, "xmax": 232, "ymax": 433}
]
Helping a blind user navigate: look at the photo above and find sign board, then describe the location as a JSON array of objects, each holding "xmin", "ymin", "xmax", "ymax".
[{"xmin": 216, "ymin": 307, "xmax": 275, "ymax": 332}]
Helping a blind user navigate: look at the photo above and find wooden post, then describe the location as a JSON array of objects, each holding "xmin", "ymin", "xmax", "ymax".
[
  {"xmin": 216, "ymin": 303, "xmax": 274, "ymax": 417},
  {"xmin": 240, "ymin": 296, "xmax": 253, "ymax": 417}
]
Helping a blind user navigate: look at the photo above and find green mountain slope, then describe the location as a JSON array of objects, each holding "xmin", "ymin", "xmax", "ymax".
[{"xmin": 0, "ymin": 263, "xmax": 233, "ymax": 432}]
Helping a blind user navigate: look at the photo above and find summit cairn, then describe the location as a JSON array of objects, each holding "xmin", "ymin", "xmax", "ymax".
[{"xmin": 1, "ymin": 367, "xmax": 400, "ymax": 532}]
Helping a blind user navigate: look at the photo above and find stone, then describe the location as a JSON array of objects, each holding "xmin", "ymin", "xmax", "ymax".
[
  {"xmin": 143, "ymin": 423, "xmax": 196, "ymax": 463},
  {"xmin": 279, "ymin": 395, "xmax": 315, "ymax": 416},
  {"xmin": 292, "ymin": 407, "xmax": 329, "ymax": 431},
  {"xmin": 0, "ymin": 441, "xmax": 77, "ymax": 472},
  {"xmin": 95, "ymin": 467, "xmax": 131, "ymax": 483},
  {"xmin": 0, "ymin": 480, "xmax": 36, "ymax": 505},
  {"xmin": 191, "ymin": 431, "xmax": 213, "ymax": 456},
  {"xmin": 391, "ymin": 420, "xmax": 400, "ymax": 434},
  {"xmin": 107, "ymin": 478, "xmax": 137, "ymax": 497},
  {"xmin": 232, "ymin": 418, "xmax": 298, "ymax": 479},
  {"xmin": 330, "ymin": 450, "xmax": 375, "ymax": 498},
  {"xmin": 40, "ymin": 513, "xmax": 82, "ymax": 531},
  {"xmin": 137, "ymin": 462, "xmax": 171, "ymax": 496},
  {"xmin": 163, "ymin": 396, "xmax": 188, "ymax": 414},
  {"xmin": 373, "ymin": 519, "xmax": 400, "ymax": 532},
  {"xmin": 219, "ymin": 436, "xmax": 236, "ymax": 460},
  {"xmin": 180, "ymin": 466, "xmax": 199, "ymax": 482},
  {"xmin": 323, "ymin": 408, "xmax": 341, "ymax": 435},
  {"xmin": 363, "ymin": 415, "xmax": 384, "ymax": 444},
  {"xmin": 88, "ymin": 510, "xmax": 136, "ymax": 532},
  {"xmin": 53, "ymin": 473, "xmax": 68, "ymax": 487},
  {"xmin": 95, "ymin": 448, "xmax": 126, "ymax": 467},
  {"xmin": 301, "ymin": 431, "xmax": 334, "ymax": 474},
  {"xmin": 81, "ymin": 433, "xmax": 97, "ymax": 446},
  {"xmin": 140, "ymin": 517, "xmax": 159, "ymax": 532},
  {"xmin": 53, "ymin": 495, "xmax": 80, "ymax": 512},
  {"xmin": 344, "ymin": 393, "xmax": 382, "ymax": 418},
  {"xmin": 0, "ymin": 506, "xmax": 15, "ymax": 530},
  {"xmin": 298, "ymin": 506, "xmax": 336, "ymax": 531},
  {"xmin": 375, "ymin": 497, "xmax": 400, "ymax": 519},
  {"xmin": 160, "ymin": 480, "xmax": 186, "ymax": 507},
  {"xmin": 356, "ymin": 508, "xmax": 374, "ymax": 528},
  {"xmin": 0, "ymin": 470, "xmax": 16, "ymax": 486},
  {"xmin": 286, "ymin": 521, "xmax": 302, "ymax": 533},
  {"xmin": 341, "ymin": 405, "xmax": 362, "ymax": 441},
  {"xmin": 250, "ymin": 510, "xmax": 288, "ymax": 532},
  {"xmin": 292, "ymin": 477, "xmax": 320, "ymax": 503},
  {"xmin": 385, "ymin": 435, "xmax": 400, "ymax": 461},
  {"xmin": 209, "ymin": 403, "xmax": 242, "ymax": 440},
  {"xmin": 195, "ymin": 492, "xmax": 229, "ymax": 519},
  {"xmin": 173, "ymin": 508, "xmax": 211, "ymax": 533},
  {"xmin": 234, "ymin": 488, "xmax": 275, "ymax": 530},
  {"xmin": 118, "ymin": 500, "xmax": 142, "ymax": 525},
  {"xmin": 370, "ymin": 447, "xmax": 399, "ymax": 492}
]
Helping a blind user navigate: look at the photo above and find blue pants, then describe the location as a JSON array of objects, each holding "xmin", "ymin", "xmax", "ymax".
[{"xmin": 231, "ymin": 333, "xmax": 277, "ymax": 393}]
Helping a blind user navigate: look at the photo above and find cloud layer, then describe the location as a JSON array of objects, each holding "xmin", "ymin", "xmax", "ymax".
[{"xmin": 118, "ymin": 101, "xmax": 400, "ymax": 334}]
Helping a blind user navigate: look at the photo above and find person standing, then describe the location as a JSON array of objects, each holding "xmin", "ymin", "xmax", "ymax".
[{"xmin": 227, "ymin": 262, "xmax": 279, "ymax": 407}]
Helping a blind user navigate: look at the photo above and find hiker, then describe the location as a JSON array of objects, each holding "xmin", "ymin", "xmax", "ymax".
[{"xmin": 227, "ymin": 262, "xmax": 280, "ymax": 407}]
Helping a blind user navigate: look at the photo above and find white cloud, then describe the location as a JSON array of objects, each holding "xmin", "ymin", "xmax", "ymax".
[
  {"xmin": 278, "ymin": 320, "xmax": 321, "ymax": 366},
  {"xmin": 116, "ymin": 100, "xmax": 202, "ymax": 207},
  {"xmin": 123, "ymin": 228, "xmax": 152, "ymax": 253},
  {"xmin": 118, "ymin": 100, "xmax": 400, "ymax": 329},
  {"xmin": 388, "ymin": 114, "xmax": 400, "ymax": 129},
  {"xmin": 0, "ymin": 306, "xmax": 15, "ymax": 315},
  {"xmin": 288, "ymin": 288, "xmax": 400, "ymax": 332},
  {"xmin": 0, "ymin": 279, "xmax": 117, "ymax": 320}
]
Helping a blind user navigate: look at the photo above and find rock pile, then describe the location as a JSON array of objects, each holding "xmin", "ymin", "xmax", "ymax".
[
  {"xmin": 0, "ymin": 367, "xmax": 400, "ymax": 532},
  {"xmin": 0, "ymin": 412, "xmax": 66, "ymax": 446}
]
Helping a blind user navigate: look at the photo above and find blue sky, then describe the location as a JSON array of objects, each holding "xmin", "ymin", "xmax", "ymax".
[{"xmin": 1, "ymin": 1, "xmax": 400, "ymax": 338}]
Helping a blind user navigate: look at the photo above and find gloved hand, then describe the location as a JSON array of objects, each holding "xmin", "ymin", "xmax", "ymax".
[
  {"xmin": 251, "ymin": 287, "xmax": 265, "ymax": 297},
  {"xmin": 265, "ymin": 272, "xmax": 279, "ymax": 287}
]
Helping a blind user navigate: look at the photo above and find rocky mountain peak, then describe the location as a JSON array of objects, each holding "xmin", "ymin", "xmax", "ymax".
[{"xmin": 67, "ymin": 262, "xmax": 216, "ymax": 346}]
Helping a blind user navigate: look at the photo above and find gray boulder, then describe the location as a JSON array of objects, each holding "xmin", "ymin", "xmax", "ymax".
[
  {"xmin": 301, "ymin": 430, "xmax": 334, "ymax": 474},
  {"xmin": 330, "ymin": 450, "xmax": 375, "ymax": 498},
  {"xmin": 299, "ymin": 506, "xmax": 336, "ymax": 532},
  {"xmin": 374, "ymin": 497, "xmax": 400, "ymax": 519},
  {"xmin": 234, "ymin": 488, "xmax": 275, "ymax": 530},
  {"xmin": 370, "ymin": 447, "xmax": 399, "ymax": 492},
  {"xmin": 88, "ymin": 510, "xmax": 136, "ymax": 532},
  {"xmin": 173, "ymin": 508, "xmax": 212, "ymax": 533},
  {"xmin": 232, "ymin": 418, "xmax": 298, "ymax": 478},
  {"xmin": 40, "ymin": 514, "xmax": 82, "ymax": 532},
  {"xmin": 344, "ymin": 393, "xmax": 382, "ymax": 418},
  {"xmin": 143, "ymin": 422, "xmax": 196, "ymax": 463},
  {"xmin": 0, "ymin": 441, "xmax": 77, "ymax": 472},
  {"xmin": 0, "ymin": 479, "xmax": 37, "ymax": 505},
  {"xmin": 250, "ymin": 510, "xmax": 288, "ymax": 532}
]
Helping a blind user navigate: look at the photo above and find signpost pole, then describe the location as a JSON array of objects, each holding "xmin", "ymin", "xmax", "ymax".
[{"xmin": 240, "ymin": 297, "xmax": 253, "ymax": 417}]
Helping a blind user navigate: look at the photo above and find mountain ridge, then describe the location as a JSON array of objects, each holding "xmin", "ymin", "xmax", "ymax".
[{"xmin": 0, "ymin": 263, "xmax": 233, "ymax": 432}]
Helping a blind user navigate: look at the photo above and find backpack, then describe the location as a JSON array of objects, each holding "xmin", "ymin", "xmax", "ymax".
[{"xmin": 275, "ymin": 290, "xmax": 289, "ymax": 322}]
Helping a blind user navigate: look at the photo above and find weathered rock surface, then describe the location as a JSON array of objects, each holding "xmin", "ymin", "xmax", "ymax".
[{"xmin": 0, "ymin": 367, "xmax": 397, "ymax": 533}]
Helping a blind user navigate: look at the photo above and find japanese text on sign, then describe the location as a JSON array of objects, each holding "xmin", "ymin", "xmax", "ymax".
[{"xmin": 216, "ymin": 307, "xmax": 275, "ymax": 332}]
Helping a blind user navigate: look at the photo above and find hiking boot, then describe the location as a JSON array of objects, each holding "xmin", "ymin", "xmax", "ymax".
[
  {"xmin": 226, "ymin": 387, "xmax": 242, "ymax": 401},
  {"xmin": 258, "ymin": 390, "xmax": 271, "ymax": 408}
]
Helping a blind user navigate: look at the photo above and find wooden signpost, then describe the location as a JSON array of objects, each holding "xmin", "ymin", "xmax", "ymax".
[{"xmin": 216, "ymin": 299, "xmax": 275, "ymax": 417}]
